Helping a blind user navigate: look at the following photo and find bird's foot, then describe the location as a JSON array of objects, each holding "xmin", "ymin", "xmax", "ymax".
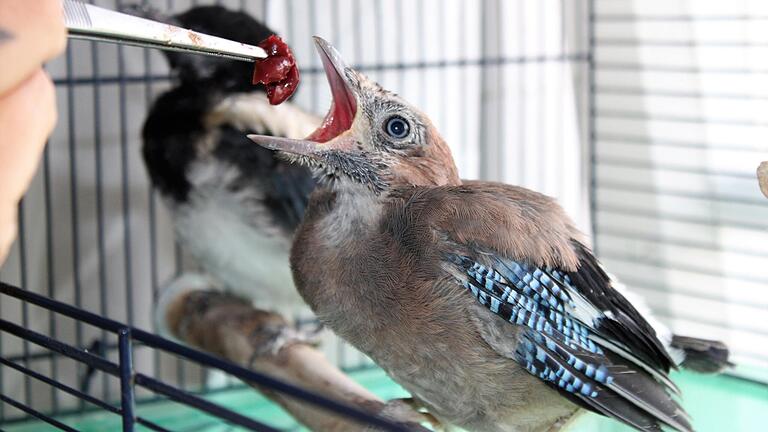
[
  {"xmin": 383, "ymin": 397, "xmax": 445, "ymax": 431},
  {"xmin": 293, "ymin": 321, "xmax": 324, "ymax": 347},
  {"xmin": 545, "ymin": 409, "xmax": 584, "ymax": 432}
]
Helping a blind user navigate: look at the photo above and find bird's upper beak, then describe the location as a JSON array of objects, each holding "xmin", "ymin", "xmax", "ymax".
[{"xmin": 248, "ymin": 37, "xmax": 359, "ymax": 156}]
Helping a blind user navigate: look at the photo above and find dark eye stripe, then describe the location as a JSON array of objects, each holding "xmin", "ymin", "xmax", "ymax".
[{"xmin": 384, "ymin": 116, "xmax": 410, "ymax": 139}]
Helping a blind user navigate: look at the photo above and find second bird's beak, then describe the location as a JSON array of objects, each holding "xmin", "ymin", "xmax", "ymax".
[{"xmin": 248, "ymin": 37, "xmax": 359, "ymax": 156}]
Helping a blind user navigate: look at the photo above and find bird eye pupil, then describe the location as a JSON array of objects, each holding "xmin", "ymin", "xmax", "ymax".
[{"xmin": 385, "ymin": 116, "xmax": 410, "ymax": 139}]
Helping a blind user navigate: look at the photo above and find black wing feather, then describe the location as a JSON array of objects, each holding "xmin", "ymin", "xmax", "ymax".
[
  {"xmin": 213, "ymin": 126, "xmax": 316, "ymax": 233},
  {"xmin": 566, "ymin": 240, "xmax": 675, "ymax": 372}
]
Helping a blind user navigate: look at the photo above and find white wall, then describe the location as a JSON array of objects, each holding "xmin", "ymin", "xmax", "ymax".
[{"xmin": 593, "ymin": 0, "xmax": 768, "ymax": 381}]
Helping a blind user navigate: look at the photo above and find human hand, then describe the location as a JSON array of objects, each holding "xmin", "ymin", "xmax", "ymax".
[{"xmin": 0, "ymin": 0, "xmax": 67, "ymax": 263}]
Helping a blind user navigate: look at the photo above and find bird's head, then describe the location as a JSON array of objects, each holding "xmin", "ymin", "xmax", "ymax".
[{"xmin": 248, "ymin": 37, "xmax": 460, "ymax": 195}]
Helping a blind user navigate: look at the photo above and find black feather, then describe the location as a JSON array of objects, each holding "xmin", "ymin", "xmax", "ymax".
[
  {"xmin": 566, "ymin": 240, "xmax": 676, "ymax": 373},
  {"xmin": 671, "ymin": 335, "xmax": 732, "ymax": 373},
  {"xmin": 525, "ymin": 330, "xmax": 669, "ymax": 432},
  {"xmin": 451, "ymin": 252, "xmax": 693, "ymax": 432},
  {"xmin": 213, "ymin": 127, "xmax": 316, "ymax": 232},
  {"xmin": 142, "ymin": 5, "xmax": 316, "ymax": 230},
  {"xmin": 142, "ymin": 85, "xmax": 210, "ymax": 202}
]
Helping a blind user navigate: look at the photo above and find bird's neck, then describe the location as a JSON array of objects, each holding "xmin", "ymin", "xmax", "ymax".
[{"xmin": 314, "ymin": 182, "xmax": 384, "ymax": 249}]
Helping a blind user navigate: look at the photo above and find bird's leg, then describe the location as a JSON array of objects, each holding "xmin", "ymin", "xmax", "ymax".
[
  {"xmin": 162, "ymin": 283, "xmax": 432, "ymax": 431},
  {"xmin": 544, "ymin": 410, "xmax": 584, "ymax": 432},
  {"xmin": 293, "ymin": 319, "xmax": 325, "ymax": 347},
  {"xmin": 384, "ymin": 397, "xmax": 445, "ymax": 431}
]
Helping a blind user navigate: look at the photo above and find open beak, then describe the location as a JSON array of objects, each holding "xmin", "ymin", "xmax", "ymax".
[{"xmin": 248, "ymin": 37, "xmax": 358, "ymax": 156}]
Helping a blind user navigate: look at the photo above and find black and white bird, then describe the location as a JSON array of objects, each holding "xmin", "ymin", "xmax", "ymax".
[{"xmin": 141, "ymin": 6, "xmax": 319, "ymax": 315}]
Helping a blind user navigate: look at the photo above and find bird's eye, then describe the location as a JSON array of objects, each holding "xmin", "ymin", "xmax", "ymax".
[{"xmin": 384, "ymin": 116, "xmax": 410, "ymax": 139}]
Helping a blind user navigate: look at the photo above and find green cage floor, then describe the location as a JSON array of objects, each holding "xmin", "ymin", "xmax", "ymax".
[{"xmin": 4, "ymin": 368, "xmax": 767, "ymax": 431}]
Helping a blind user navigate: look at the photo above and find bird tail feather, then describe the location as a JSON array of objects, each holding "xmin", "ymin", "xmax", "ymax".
[{"xmin": 671, "ymin": 335, "xmax": 732, "ymax": 374}]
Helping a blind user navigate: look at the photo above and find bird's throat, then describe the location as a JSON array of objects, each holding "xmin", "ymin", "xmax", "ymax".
[{"xmin": 317, "ymin": 183, "xmax": 382, "ymax": 249}]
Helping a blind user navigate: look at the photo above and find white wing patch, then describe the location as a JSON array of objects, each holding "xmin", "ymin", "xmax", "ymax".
[
  {"xmin": 168, "ymin": 159, "xmax": 305, "ymax": 313},
  {"xmin": 206, "ymin": 92, "xmax": 321, "ymax": 138},
  {"xmin": 605, "ymin": 272, "xmax": 686, "ymax": 367}
]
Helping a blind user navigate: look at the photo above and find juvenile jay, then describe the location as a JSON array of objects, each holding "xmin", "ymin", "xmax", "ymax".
[
  {"xmin": 141, "ymin": 6, "xmax": 319, "ymax": 314},
  {"xmin": 249, "ymin": 38, "xmax": 730, "ymax": 432}
]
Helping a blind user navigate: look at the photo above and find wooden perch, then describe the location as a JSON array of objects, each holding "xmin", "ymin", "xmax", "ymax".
[
  {"xmin": 758, "ymin": 161, "xmax": 768, "ymax": 199},
  {"xmin": 163, "ymin": 288, "xmax": 433, "ymax": 431}
]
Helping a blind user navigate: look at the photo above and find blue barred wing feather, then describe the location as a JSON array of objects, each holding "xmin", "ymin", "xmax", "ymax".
[{"xmin": 446, "ymin": 249, "xmax": 692, "ymax": 432}]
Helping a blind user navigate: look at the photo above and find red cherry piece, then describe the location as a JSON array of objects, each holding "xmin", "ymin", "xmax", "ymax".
[
  {"xmin": 264, "ymin": 65, "xmax": 299, "ymax": 105},
  {"xmin": 252, "ymin": 35, "xmax": 300, "ymax": 105},
  {"xmin": 253, "ymin": 56, "xmax": 294, "ymax": 83}
]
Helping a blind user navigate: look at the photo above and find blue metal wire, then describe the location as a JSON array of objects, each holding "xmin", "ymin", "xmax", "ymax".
[
  {"xmin": 118, "ymin": 329, "xmax": 136, "ymax": 431},
  {"xmin": 89, "ymin": 35, "xmax": 111, "ymax": 404},
  {"xmin": 0, "ymin": 318, "xmax": 288, "ymax": 431},
  {"xmin": 0, "ymin": 282, "xmax": 412, "ymax": 431},
  {"xmin": 16, "ymin": 200, "xmax": 31, "ymax": 409},
  {"xmin": 134, "ymin": 374, "xmax": 280, "ymax": 432},
  {"xmin": 64, "ymin": 45, "xmax": 85, "ymax": 392},
  {"xmin": 0, "ymin": 394, "xmax": 79, "ymax": 432},
  {"xmin": 141, "ymin": 14, "xmax": 162, "ymax": 389},
  {"xmin": 0, "ymin": 320, "xmax": 119, "ymax": 376},
  {"xmin": 42, "ymin": 142, "xmax": 59, "ymax": 413},
  {"xmin": 51, "ymin": 54, "xmax": 589, "ymax": 88},
  {"xmin": 0, "ymin": 357, "xmax": 171, "ymax": 432},
  {"xmin": 116, "ymin": 1, "xmax": 135, "ymax": 328}
]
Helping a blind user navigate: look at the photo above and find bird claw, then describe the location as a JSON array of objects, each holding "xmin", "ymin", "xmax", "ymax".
[
  {"xmin": 383, "ymin": 397, "xmax": 445, "ymax": 431},
  {"xmin": 293, "ymin": 321, "xmax": 324, "ymax": 347}
]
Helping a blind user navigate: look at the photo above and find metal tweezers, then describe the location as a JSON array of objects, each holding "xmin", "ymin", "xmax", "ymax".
[{"xmin": 62, "ymin": 0, "xmax": 266, "ymax": 62}]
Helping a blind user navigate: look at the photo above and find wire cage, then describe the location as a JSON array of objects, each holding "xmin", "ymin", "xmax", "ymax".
[
  {"xmin": 590, "ymin": 1, "xmax": 768, "ymax": 382},
  {"xmin": 0, "ymin": 281, "xmax": 410, "ymax": 431},
  {"xmin": 0, "ymin": 2, "xmax": 590, "ymax": 428},
  {"xmin": 4, "ymin": 0, "xmax": 766, "ymax": 431}
]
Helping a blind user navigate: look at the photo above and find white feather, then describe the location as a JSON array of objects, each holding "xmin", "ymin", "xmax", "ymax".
[
  {"xmin": 563, "ymin": 288, "xmax": 603, "ymax": 325},
  {"xmin": 154, "ymin": 272, "xmax": 220, "ymax": 340},
  {"xmin": 159, "ymin": 93, "xmax": 319, "ymax": 316},
  {"xmin": 606, "ymin": 273, "xmax": 686, "ymax": 366},
  {"xmin": 168, "ymin": 159, "xmax": 308, "ymax": 315},
  {"xmin": 559, "ymin": 267, "xmax": 686, "ymax": 390},
  {"xmin": 206, "ymin": 92, "xmax": 321, "ymax": 139}
]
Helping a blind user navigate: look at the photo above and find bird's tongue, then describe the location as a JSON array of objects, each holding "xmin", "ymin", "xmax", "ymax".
[
  {"xmin": 305, "ymin": 101, "xmax": 353, "ymax": 143},
  {"xmin": 305, "ymin": 43, "xmax": 357, "ymax": 143}
]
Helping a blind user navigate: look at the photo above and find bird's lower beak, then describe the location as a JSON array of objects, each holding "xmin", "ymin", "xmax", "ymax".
[
  {"xmin": 248, "ymin": 36, "xmax": 358, "ymax": 156},
  {"xmin": 248, "ymin": 136, "xmax": 319, "ymax": 154}
]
